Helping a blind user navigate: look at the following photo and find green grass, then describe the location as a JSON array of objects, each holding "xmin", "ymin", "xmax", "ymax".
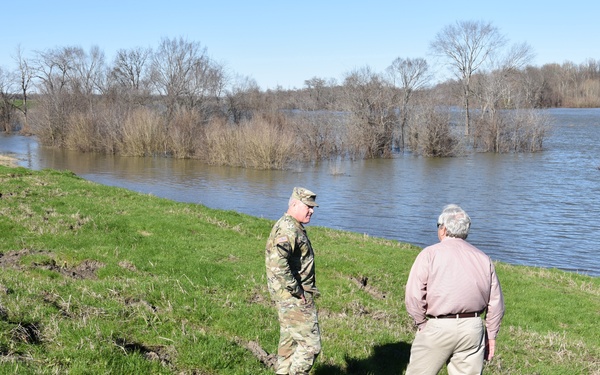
[{"xmin": 0, "ymin": 165, "xmax": 598, "ymax": 374}]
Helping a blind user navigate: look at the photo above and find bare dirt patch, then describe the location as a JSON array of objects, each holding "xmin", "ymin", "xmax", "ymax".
[
  {"xmin": 246, "ymin": 285, "xmax": 271, "ymax": 306},
  {"xmin": 349, "ymin": 275, "xmax": 387, "ymax": 299},
  {"xmin": 118, "ymin": 260, "xmax": 138, "ymax": 272},
  {"xmin": 114, "ymin": 337, "xmax": 175, "ymax": 366},
  {"xmin": 124, "ymin": 297, "xmax": 159, "ymax": 313},
  {"xmin": 0, "ymin": 249, "xmax": 104, "ymax": 280},
  {"xmin": 10, "ymin": 322, "xmax": 42, "ymax": 345},
  {"xmin": 234, "ymin": 337, "xmax": 277, "ymax": 370}
]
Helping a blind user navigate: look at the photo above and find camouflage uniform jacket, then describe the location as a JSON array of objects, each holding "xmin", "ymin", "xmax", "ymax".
[{"xmin": 266, "ymin": 213, "xmax": 319, "ymax": 301}]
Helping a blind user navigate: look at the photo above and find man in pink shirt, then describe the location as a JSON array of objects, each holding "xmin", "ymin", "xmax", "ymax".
[{"xmin": 405, "ymin": 204, "xmax": 505, "ymax": 375}]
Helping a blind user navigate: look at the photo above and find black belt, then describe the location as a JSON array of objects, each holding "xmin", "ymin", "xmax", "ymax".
[{"xmin": 428, "ymin": 311, "xmax": 482, "ymax": 319}]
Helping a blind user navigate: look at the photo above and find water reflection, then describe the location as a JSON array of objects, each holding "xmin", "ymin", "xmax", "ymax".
[{"xmin": 1, "ymin": 108, "xmax": 599, "ymax": 276}]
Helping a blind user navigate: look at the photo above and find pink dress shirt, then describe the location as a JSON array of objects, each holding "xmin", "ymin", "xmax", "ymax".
[{"xmin": 405, "ymin": 237, "xmax": 505, "ymax": 339}]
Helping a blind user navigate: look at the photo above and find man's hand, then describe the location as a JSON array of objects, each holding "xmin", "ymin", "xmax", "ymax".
[
  {"xmin": 485, "ymin": 339, "xmax": 496, "ymax": 361},
  {"xmin": 300, "ymin": 292, "xmax": 307, "ymax": 304}
]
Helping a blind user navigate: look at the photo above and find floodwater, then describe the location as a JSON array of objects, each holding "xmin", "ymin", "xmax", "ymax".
[{"xmin": 1, "ymin": 108, "xmax": 599, "ymax": 276}]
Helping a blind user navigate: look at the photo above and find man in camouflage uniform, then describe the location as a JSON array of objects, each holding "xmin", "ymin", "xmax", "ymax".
[{"xmin": 266, "ymin": 187, "xmax": 321, "ymax": 375}]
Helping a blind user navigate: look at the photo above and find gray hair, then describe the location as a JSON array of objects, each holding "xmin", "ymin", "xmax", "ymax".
[
  {"xmin": 437, "ymin": 204, "xmax": 471, "ymax": 239},
  {"xmin": 288, "ymin": 196, "xmax": 297, "ymax": 207}
]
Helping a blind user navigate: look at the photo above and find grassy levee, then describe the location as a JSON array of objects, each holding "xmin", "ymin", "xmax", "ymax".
[{"xmin": 0, "ymin": 165, "xmax": 598, "ymax": 374}]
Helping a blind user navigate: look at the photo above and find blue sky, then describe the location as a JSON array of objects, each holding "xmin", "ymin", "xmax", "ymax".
[{"xmin": 1, "ymin": 0, "xmax": 598, "ymax": 90}]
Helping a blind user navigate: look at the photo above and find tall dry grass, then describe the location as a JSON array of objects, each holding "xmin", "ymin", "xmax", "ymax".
[
  {"xmin": 64, "ymin": 112, "xmax": 101, "ymax": 152},
  {"xmin": 166, "ymin": 108, "xmax": 204, "ymax": 159},
  {"xmin": 242, "ymin": 119, "xmax": 298, "ymax": 169},
  {"xmin": 31, "ymin": 100, "xmax": 304, "ymax": 169},
  {"xmin": 204, "ymin": 116, "xmax": 300, "ymax": 169},
  {"xmin": 118, "ymin": 108, "xmax": 167, "ymax": 156},
  {"xmin": 202, "ymin": 118, "xmax": 241, "ymax": 165}
]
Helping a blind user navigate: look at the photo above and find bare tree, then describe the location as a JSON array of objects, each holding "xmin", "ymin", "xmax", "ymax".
[
  {"xmin": 225, "ymin": 74, "xmax": 261, "ymax": 124},
  {"xmin": 476, "ymin": 42, "xmax": 534, "ymax": 110},
  {"xmin": 28, "ymin": 46, "xmax": 106, "ymax": 145},
  {"xmin": 538, "ymin": 63, "xmax": 565, "ymax": 107},
  {"xmin": 74, "ymin": 45, "xmax": 105, "ymax": 96},
  {"xmin": 185, "ymin": 55, "xmax": 226, "ymax": 117},
  {"xmin": 0, "ymin": 66, "xmax": 16, "ymax": 132},
  {"xmin": 150, "ymin": 37, "xmax": 203, "ymax": 118},
  {"xmin": 150, "ymin": 37, "xmax": 224, "ymax": 120},
  {"xmin": 33, "ymin": 46, "xmax": 104, "ymax": 96},
  {"xmin": 34, "ymin": 47, "xmax": 78, "ymax": 95},
  {"xmin": 520, "ymin": 66, "xmax": 546, "ymax": 108},
  {"xmin": 14, "ymin": 45, "xmax": 34, "ymax": 134},
  {"xmin": 471, "ymin": 42, "xmax": 547, "ymax": 152},
  {"xmin": 110, "ymin": 47, "xmax": 152, "ymax": 91},
  {"xmin": 303, "ymin": 76, "xmax": 337, "ymax": 110},
  {"xmin": 568, "ymin": 59, "xmax": 600, "ymax": 107},
  {"xmin": 430, "ymin": 20, "xmax": 506, "ymax": 136},
  {"xmin": 386, "ymin": 57, "xmax": 431, "ymax": 151},
  {"xmin": 66, "ymin": 45, "xmax": 106, "ymax": 110},
  {"xmin": 341, "ymin": 66, "xmax": 399, "ymax": 158},
  {"xmin": 31, "ymin": 46, "xmax": 82, "ymax": 145}
]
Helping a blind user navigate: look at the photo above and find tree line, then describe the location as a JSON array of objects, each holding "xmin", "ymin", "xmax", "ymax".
[{"xmin": 0, "ymin": 20, "xmax": 599, "ymax": 169}]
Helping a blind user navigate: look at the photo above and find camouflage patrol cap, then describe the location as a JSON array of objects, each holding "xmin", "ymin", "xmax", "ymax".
[{"xmin": 291, "ymin": 187, "xmax": 319, "ymax": 207}]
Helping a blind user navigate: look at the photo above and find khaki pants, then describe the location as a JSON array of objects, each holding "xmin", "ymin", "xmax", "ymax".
[
  {"xmin": 406, "ymin": 317, "xmax": 485, "ymax": 375},
  {"xmin": 275, "ymin": 294, "xmax": 321, "ymax": 375}
]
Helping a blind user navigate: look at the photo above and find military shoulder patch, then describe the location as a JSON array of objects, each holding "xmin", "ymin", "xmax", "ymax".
[{"xmin": 276, "ymin": 236, "xmax": 288, "ymax": 244}]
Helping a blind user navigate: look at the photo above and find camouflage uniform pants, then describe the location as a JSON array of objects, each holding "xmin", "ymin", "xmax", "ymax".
[{"xmin": 275, "ymin": 293, "xmax": 321, "ymax": 375}]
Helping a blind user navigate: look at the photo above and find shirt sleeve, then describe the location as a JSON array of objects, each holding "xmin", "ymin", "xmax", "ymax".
[
  {"xmin": 273, "ymin": 234, "xmax": 303, "ymax": 297},
  {"xmin": 485, "ymin": 262, "xmax": 505, "ymax": 339},
  {"xmin": 405, "ymin": 250, "xmax": 429, "ymax": 327}
]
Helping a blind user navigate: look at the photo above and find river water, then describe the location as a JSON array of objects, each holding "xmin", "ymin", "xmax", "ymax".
[{"xmin": 1, "ymin": 108, "xmax": 599, "ymax": 277}]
